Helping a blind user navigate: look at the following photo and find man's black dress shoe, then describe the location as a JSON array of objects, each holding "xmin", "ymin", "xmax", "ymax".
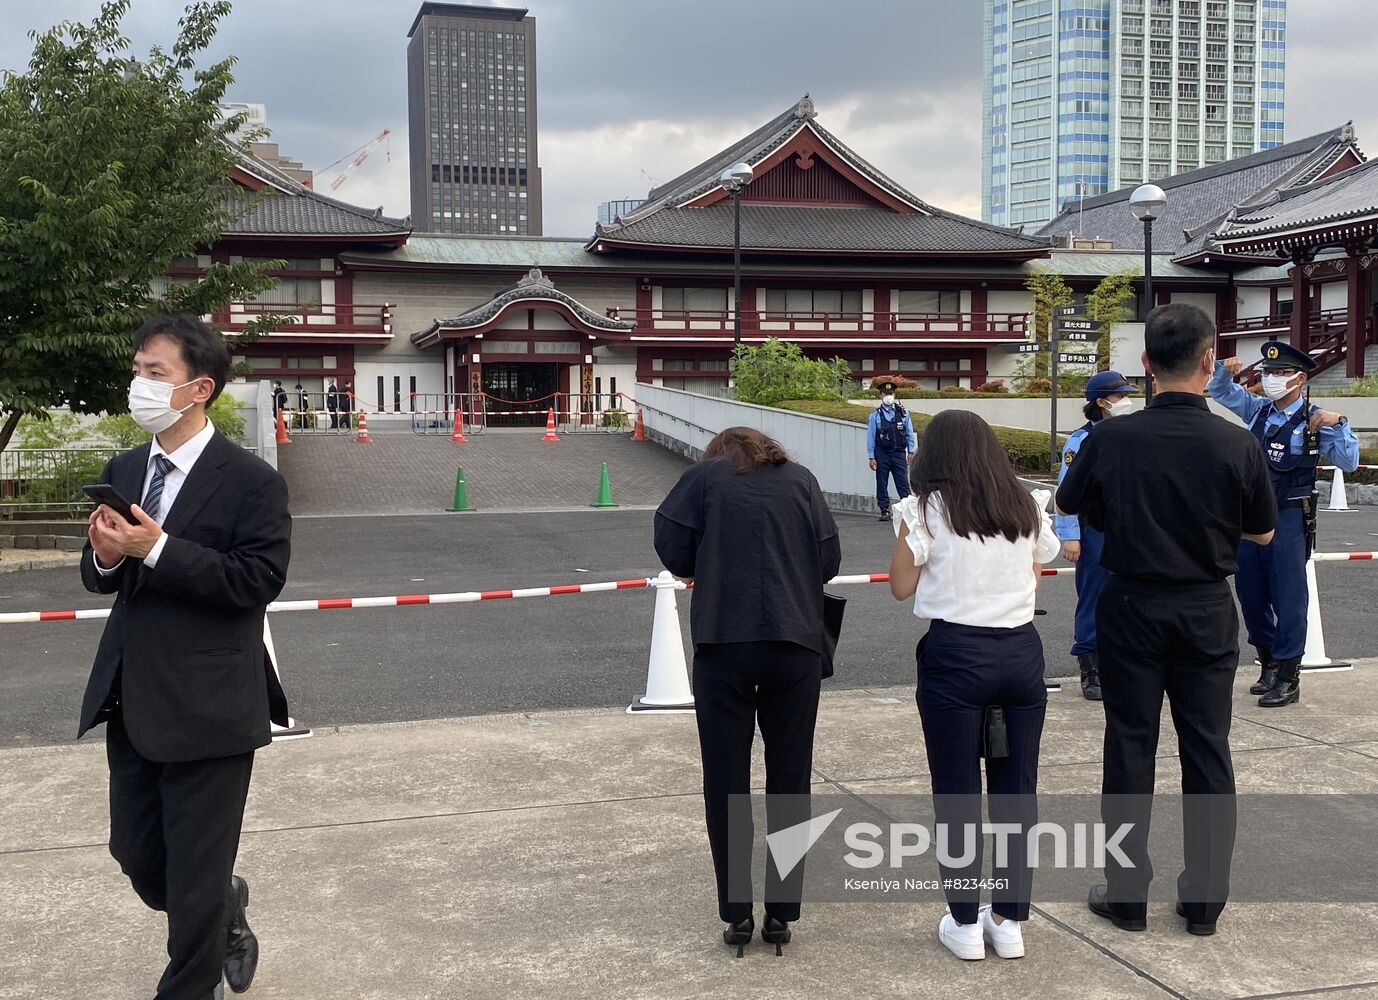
[
  {"xmin": 1176, "ymin": 900, "xmax": 1217, "ymax": 936},
  {"xmin": 1086, "ymin": 884, "xmax": 1146, "ymax": 931},
  {"xmin": 761, "ymin": 915, "xmax": 792, "ymax": 956},
  {"xmin": 723, "ymin": 916, "xmax": 754, "ymax": 958},
  {"xmin": 225, "ymin": 875, "xmax": 259, "ymax": 993}
]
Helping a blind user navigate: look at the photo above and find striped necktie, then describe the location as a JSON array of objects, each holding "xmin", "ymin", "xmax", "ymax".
[{"xmin": 141, "ymin": 455, "xmax": 176, "ymax": 522}]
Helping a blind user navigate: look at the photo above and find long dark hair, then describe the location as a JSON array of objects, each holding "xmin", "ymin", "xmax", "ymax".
[
  {"xmin": 702, "ymin": 426, "xmax": 789, "ymax": 474},
  {"xmin": 910, "ymin": 410, "xmax": 1039, "ymax": 542}
]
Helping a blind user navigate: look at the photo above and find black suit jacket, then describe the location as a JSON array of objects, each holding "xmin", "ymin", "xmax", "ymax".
[{"xmin": 79, "ymin": 431, "xmax": 293, "ymax": 762}]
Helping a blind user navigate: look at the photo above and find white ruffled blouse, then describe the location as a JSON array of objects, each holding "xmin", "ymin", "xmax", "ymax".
[{"xmin": 892, "ymin": 489, "xmax": 1061, "ymax": 629}]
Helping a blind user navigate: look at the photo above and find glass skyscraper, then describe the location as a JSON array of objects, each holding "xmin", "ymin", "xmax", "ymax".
[{"xmin": 982, "ymin": 0, "xmax": 1286, "ymax": 230}]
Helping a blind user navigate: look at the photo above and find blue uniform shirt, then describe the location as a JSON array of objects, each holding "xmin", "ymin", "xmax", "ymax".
[
  {"xmin": 867, "ymin": 404, "xmax": 918, "ymax": 459},
  {"xmin": 1055, "ymin": 423, "xmax": 1093, "ymax": 542},
  {"xmin": 1207, "ymin": 361, "xmax": 1360, "ymax": 472}
]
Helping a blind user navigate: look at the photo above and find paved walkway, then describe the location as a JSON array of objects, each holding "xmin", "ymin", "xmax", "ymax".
[
  {"xmin": 278, "ymin": 430, "xmax": 691, "ymax": 516},
  {"xmin": 4, "ymin": 664, "xmax": 1377, "ymax": 999}
]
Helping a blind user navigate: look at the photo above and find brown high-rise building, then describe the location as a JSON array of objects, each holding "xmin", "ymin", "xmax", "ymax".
[{"xmin": 407, "ymin": 3, "xmax": 542, "ymax": 235}]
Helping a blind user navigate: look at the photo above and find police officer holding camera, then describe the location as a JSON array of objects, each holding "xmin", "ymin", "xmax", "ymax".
[{"xmin": 1208, "ymin": 341, "xmax": 1359, "ymax": 707}]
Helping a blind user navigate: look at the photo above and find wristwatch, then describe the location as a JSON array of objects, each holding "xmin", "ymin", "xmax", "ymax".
[{"xmin": 1336, "ymin": 415, "xmax": 1349, "ymax": 427}]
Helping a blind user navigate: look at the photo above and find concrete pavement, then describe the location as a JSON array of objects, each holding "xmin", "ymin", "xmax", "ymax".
[{"xmin": 4, "ymin": 664, "xmax": 1378, "ymax": 999}]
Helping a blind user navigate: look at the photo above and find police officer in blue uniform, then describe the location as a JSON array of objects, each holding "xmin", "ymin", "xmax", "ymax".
[
  {"xmin": 867, "ymin": 379, "xmax": 918, "ymax": 521},
  {"xmin": 1056, "ymin": 370, "xmax": 1139, "ymax": 700},
  {"xmin": 1209, "ymin": 341, "xmax": 1359, "ymax": 706}
]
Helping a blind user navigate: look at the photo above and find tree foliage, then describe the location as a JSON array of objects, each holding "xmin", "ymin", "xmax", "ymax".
[
  {"xmin": 731, "ymin": 338, "xmax": 851, "ymax": 407},
  {"xmin": 1024, "ymin": 271, "xmax": 1073, "ymax": 381},
  {"xmin": 0, "ymin": 0, "xmax": 287, "ymax": 453},
  {"xmin": 1086, "ymin": 268, "xmax": 1140, "ymax": 372}
]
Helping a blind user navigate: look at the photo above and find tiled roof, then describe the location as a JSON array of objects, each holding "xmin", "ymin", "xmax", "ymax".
[
  {"xmin": 1037, "ymin": 125, "xmax": 1360, "ymax": 258},
  {"xmin": 1211, "ymin": 154, "xmax": 1378, "ymax": 246},
  {"xmin": 412, "ymin": 267, "xmax": 635, "ymax": 345},
  {"xmin": 221, "ymin": 145, "xmax": 410, "ymax": 238},
  {"xmin": 595, "ymin": 204, "xmax": 1049, "ymax": 255},
  {"xmin": 595, "ymin": 96, "xmax": 1047, "ymax": 257}
]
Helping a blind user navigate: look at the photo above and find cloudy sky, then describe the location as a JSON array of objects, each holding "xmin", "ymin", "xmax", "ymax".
[{"xmin": 4, "ymin": 0, "xmax": 1373, "ymax": 236}]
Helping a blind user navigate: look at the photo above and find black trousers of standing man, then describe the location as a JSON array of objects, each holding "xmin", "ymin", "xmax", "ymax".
[
  {"xmin": 107, "ymin": 713, "xmax": 254, "ymax": 999},
  {"xmin": 692, "ymin": 641, "xmax": 822, "ymax": 925},
  {"xmin": 1097, "ymin": 576, "xmax": 1239, "ymax": 928}
]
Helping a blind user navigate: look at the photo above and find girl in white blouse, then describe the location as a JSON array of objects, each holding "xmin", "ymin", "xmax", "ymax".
[{"xmin": 888, "ymin": 410, "xmax": 1061, "ymax": 962}]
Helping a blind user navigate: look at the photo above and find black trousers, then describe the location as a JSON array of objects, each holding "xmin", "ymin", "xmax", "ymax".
[
  {"xmin": 916, "ymin": 619, "xmax": 1047, "ymax": 924},
  {"xmin": 106, "ymin": 713, "xmax": 255, "ymax": 1000},
  {"xmin": 1096, "ymin": 576, "xmax": 1238, "ymax": 927},
  {"xmin": 692, "ymin": 640, "xmax": 822, "ymax": 924}
]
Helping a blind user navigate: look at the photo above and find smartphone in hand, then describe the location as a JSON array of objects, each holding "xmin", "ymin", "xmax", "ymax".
[{"xmin": 81, "ymin": 484, "xmax": 141, "ymax": 526}]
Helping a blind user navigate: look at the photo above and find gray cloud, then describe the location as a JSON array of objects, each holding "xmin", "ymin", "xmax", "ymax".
[{"xmin": 2, "ymin": 0, "xmax": 1372, "ymax": 237}]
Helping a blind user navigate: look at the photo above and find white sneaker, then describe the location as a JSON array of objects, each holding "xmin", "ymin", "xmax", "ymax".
[
  {"xmin": 938, "ymin": 910, "xmax": 986, "ymax": 960},
  {"xmin": 979, "ymin": 904, "xmax": 1025, "ymax": 959}
]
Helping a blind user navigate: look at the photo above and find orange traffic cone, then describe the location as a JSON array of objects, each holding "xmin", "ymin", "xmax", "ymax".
[
  {"xmin": 275, "ymin": 408, "xmax": 291, "ymax": 445},
  {"xmin": 355, "ymin": 409, "xmax": 373, "ymax": 444},
  {"xmin": 541, "ymin": 407, "xmax": 561, "ymax": 442},
  {"xmin": 449, "ymin": 413, "xmax": 467, "ymax": 443},
  {"xmin": 631, "ymin": 408, "xmax": 646, "ymax": 442}
]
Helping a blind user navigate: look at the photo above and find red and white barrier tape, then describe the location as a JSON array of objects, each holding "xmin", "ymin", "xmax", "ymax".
[{"xmin": 2, "ymin": 555, "xmax": 1372, "ymax": 625}]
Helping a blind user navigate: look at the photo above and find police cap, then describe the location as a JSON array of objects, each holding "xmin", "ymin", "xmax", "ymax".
[
  {"xmin": 873, "ymin": 378, "xmax": 900, "ymax": 394},
  {"xmin": 1259, "ymin": 341, "xmax": 1316, "ymax": 372},
  {"xmin": 1084, "ymin": 370, "xmax": 1138, "ymax": 399}
]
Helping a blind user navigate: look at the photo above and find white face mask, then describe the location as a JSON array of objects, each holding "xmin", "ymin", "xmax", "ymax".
[
  {"xmin": 128, "ymin": 376, "xmax": 202, "ymax": 434},
  {"xmin": 1104, "ymin": 397, "xmax": 1134, "ymax": 418},
  {"xmin": 1261, "ymin": 373, "xmax": 1300, "ymax": 402},
  {"xmin": 881, "ymin": 394, "xmax": 896, "ymax": 407}
]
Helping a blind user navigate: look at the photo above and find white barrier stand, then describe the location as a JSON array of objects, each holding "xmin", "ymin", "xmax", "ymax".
[
  {"xmin": 1301, "ymin": 560, "xmax": 1351, "ymax": 673},
  {"xmin": 628, "ymin": 570, "xmax": 695, "ymax": 714},
  {"xmin": 264, "ymin": 616, "xmax": 314, "ymax": 740},
  {"xmin": 1324, "ymin": 468, "xmax": 1352, "ymax": 513}
]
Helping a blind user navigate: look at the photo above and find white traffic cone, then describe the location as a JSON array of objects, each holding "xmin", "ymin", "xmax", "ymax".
[
  {"xmin": 627, "ymin": 570, "xmax": 695, "ymax": 713},
  {"xmin": 1300, "ymin": 558, "xmax": 1351, "ymax": 672},
  {"xmin": 264, "ymin": 616, "xmax": 314, "ymax": 740},
  {"xmin": 1324, "ymin": 468, "xmax": 1351, "ymax": 513}
]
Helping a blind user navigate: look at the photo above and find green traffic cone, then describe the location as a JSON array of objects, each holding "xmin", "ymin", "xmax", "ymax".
[
  {"xmin": 448, "ymin": 466, "xmax": 475, "ymax": 511},
  {"xmin": 591, "ymin": 462, "xmax": 618, "ymax": 508}
]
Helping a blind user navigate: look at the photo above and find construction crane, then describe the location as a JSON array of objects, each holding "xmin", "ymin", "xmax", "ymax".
[{"xmin": 310, "ymin": 128, "xmax": 391, "ymax": 192}]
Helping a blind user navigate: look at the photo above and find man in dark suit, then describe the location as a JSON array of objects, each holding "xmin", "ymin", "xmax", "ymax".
[
  {"xmin": 82, "ymin": 314, "xmax": 292, "ymax": 999},
  {"xmin": 325, "ymin": 380, "xmax": 340, "ymax": 429}
]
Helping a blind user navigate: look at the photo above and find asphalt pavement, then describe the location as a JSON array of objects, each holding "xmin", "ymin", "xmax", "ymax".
[{"xmin": 3, "ymin": 506, "xmax": 1377, "ymax": 750}]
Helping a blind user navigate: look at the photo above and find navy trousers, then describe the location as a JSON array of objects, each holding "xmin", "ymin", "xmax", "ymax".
[
  {"xmin": 916, "ymin": 619, "xmax": 1047, "ymax": 924},
  {"xmin": 874, "ymin": 449, "xmax": 910, "ymax": 512},
  {"xmin": 1236, "ymin": 506, "xmax": 1308, "ymax": 662},
  {"xmin": 1071, "ymin": 526, "xmax": 1108, "ymax": 657}
]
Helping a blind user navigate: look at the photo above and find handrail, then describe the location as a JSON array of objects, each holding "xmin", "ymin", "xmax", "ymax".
[{"xmin": 605, "ymin": 307, "xmax": 1029, "ymax": 336}]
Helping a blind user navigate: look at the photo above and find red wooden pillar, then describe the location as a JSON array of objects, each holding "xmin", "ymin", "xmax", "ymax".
[
  {"xmin": 1290, "ymin": 251, "xmax": 1311, "ymax": 351},
  {"xmin": 970, "ymin": 286, "xmax": 989, "ymax": 334},
  {"xmin": 1346, "ymin": 248, "xmax": 1367, "ymax": 378},
  {"xmin": 873, "ymin": 287, "xmax": 891, "ymax": 333}
]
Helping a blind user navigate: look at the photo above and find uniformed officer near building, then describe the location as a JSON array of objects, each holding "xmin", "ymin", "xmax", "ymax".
[
  {"xmin": 1209, "ymin": 341, "xmax": 1360, "ymax": 707},
  {"xmin": 866, "ymin": 379, "xmax": 918, "ymax": 522},
  {"xmin": 1055, "ymin": 370, "xmax": 1139, "ymax": 700}
]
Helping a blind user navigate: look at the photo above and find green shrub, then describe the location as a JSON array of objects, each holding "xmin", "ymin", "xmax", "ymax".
[
  {"xmin": 774, "ymin": 400, "xmax": 1063, "ymax": 473},
  {"xmin": 96, "ymin": 394, "xmax": 246, "ymax": 447},
  {"xmin": 731, "ymin": 338, "xmax": 850, "ymax": 407},
  {"xmin": 939, "ymin": 385, "xmax": 971, "ymax": 395},
  {"xmin": 974, "ymin": 380, "xmax": 1009, "ymax": 394},
  {"xmin": 1024, "ymin": 377, "xmax": 1052, "ymax": 394},
  {"xmin": 600, "ymin": 407, "xmax": 630, "ymax": 429}
]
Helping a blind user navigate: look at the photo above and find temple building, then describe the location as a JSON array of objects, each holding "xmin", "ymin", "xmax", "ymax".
[{"xmin": 194, "ymin": 98, "xmax": 1375, "ymax": 423}]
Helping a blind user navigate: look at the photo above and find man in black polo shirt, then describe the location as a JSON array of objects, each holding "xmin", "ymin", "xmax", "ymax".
[{"xmin": 1056, "ymin": 303, "xmax": 1275, "ymax": 937}]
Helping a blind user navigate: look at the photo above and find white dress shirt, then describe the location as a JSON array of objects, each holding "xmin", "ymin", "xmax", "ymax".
[
  {"xmin": 893, "ymin": 488, "xmax": 1060, "ymax": 629},
  {"xmin": 96, "ymin": 418, "xmax": 216, "ymax": 574}
]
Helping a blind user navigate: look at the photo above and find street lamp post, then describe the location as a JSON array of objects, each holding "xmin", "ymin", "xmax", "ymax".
[
  {"xmin": 719, "ymin": 162, "xmax": 754, "ymax": 388},
  {"xmin": 1128, "ymin": 183, "xmax": 1167, "ymax": 405}
]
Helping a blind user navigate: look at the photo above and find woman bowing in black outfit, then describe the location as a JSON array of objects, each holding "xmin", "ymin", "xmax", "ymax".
[{"xmin": 654, "ymin": 427, "xmax": 841, "ymax": 958}]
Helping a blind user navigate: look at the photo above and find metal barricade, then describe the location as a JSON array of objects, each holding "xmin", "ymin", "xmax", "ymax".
[
  {"xmin": 272, "ymin": 390, "xmax": 356, "ymax": 435},
  {"xmin": 409, "ymin": 394, "xmax": 486, "ymax": 435},
  {"xmin": 0, "ymin": 447, "xmax": 120, "ymax": 517},
  {"xmin": 557, "ymin": 393, "xmax": 635, "ymax": 432}
]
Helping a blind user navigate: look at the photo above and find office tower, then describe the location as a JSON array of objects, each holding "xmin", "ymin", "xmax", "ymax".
[
  {"xmin": 407, "ymin": 2, "xmax": 542, "ymax": 235},
  {"xmin": 982, "ymin": 0, "xmax": 1286, "ymax": 229}
]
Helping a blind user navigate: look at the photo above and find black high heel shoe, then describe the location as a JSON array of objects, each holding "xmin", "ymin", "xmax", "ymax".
[
  {"xmin": 761, "ymin": 915, "xmax": 792, "ymax": 956},
  {"xmin": 723, "ymin": 916, "xmax": 754, "ymax": 958}
]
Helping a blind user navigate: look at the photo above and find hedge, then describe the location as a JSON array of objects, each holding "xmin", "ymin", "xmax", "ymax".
[{"xmin": 775, "ymin": 399, "xmax": 1064, "ymax": 474}]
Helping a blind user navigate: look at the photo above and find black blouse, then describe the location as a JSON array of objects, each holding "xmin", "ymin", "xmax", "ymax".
[{"xmin": 654, "ymin": 458, "xmax": 842, "ymax": 652}]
